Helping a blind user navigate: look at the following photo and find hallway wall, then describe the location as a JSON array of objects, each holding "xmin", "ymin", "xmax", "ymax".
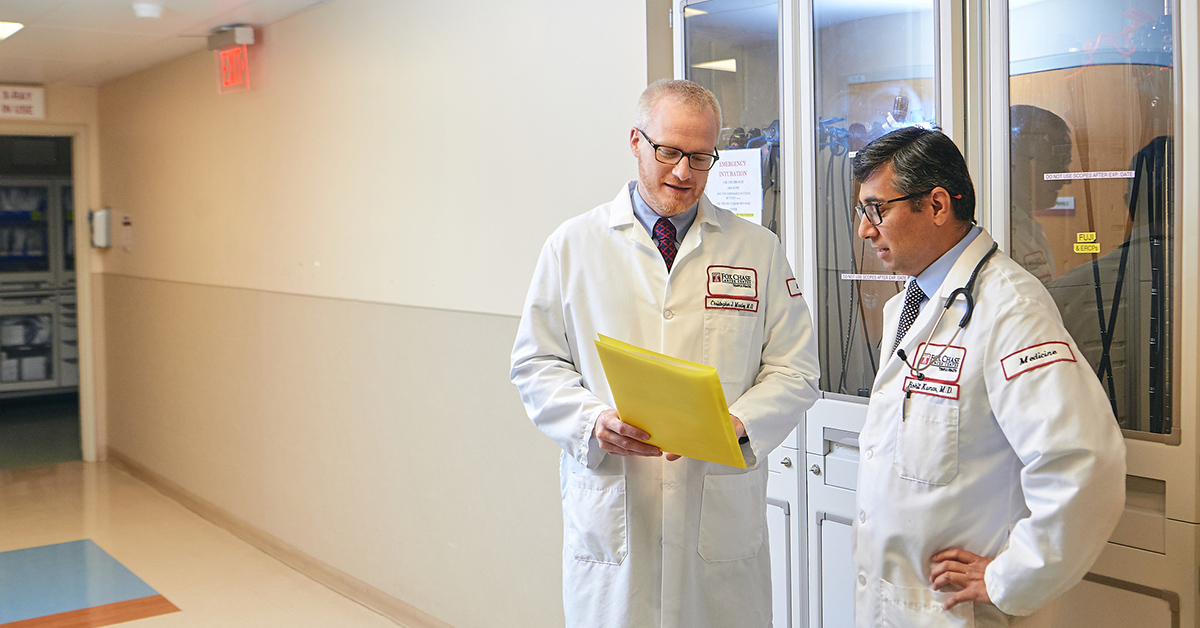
[{"xmin": 96, "ymin": 1, "xmax": 649, "ymax": 626}]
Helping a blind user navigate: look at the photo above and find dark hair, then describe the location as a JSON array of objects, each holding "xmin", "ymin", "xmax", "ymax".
[
  {"xmin": 1010, "ymin": 104, "xmax": 1071, "ymax": 163},
  {"xmin": 851, "ymin": 127, "xmax": 976, "ymax": 223}
]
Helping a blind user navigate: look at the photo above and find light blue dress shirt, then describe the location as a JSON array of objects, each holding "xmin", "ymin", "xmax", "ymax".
[
  {"xmin": 629, "ymin": 182, "xmax": 698, "ymax": 245},
  {"xmin": 912, "ymin": 225, "xmax": 982, "ymax": 306}
]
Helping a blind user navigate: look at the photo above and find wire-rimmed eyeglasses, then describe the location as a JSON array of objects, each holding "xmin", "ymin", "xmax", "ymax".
[
  {"xmin": 853, "ymin": 190, "xmax": 931, "ymax": 225},
  {"xmin": 636, "ymin": 128, "xmax": 719, "ymax": 172}
]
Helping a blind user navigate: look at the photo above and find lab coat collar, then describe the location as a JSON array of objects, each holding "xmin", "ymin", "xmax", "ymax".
[
  {"xmin": 931, "ymin": 228, "xmax": 997, "ymax": 306},
  {"xmin": 607, "ymin": 182, "xmax": 724, "ymax": 265},
  {"xmin": 607, "ymin": 182, "xmax": 723, "ymax": 230}
]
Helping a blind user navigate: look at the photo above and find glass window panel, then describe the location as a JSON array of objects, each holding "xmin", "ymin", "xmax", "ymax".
[
  {"xmin": 684, "ymin": 0, "xmax": 782, "ymax": 235},
  {"xmin": 1009, "ymin": 0, "xmax": 1174, "ymax": 434},
  {"xmin": 62, "ymin": 185, "xmax": 74, "ymax": 272},
  {"xmin": 0, "ymin": 186, "xmax": 50, "ymax": 274},
  {"xmin": 813, "ymin": 0, "xmax": 937, "ymax": 396},
  {"xmin": 0, "ymin": 313, "xmax": 53, "ymax": 383}
]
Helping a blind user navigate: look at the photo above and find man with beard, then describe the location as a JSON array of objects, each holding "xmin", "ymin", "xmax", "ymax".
[{"xmin": 511, "ymin": 79, "xmax": 820, "ymax": 627}]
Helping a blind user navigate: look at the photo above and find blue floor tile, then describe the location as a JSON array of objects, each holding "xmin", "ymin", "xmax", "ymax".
[{"xmin": 0, "ymin": 540, "xmax": 159, "ymax": 624}]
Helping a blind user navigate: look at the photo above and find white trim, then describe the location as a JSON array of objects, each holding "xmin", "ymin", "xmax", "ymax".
[{"xmin": 984, "ymin": 0, "xmax": 1009, "ymax": 252}]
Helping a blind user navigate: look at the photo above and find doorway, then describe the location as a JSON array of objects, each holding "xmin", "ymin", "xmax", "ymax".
[{"xmin": 0, "ymin": 134, "xmax": 81, "ymax": 470}]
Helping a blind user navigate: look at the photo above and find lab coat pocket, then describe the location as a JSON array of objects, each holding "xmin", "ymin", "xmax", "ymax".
[
  {"xmin": 698, "ymin": 471, "xmax": 766, "ymax": 562},
  {"xmin": 703, "ymin": 312, "xmax": 757, "ymax": 384},
  {"xmin": 879, "ymin": 578, "xmax": 975, "ymax": 627},
  {"xmin": 563, "ymin": 473, "xmax": 627, "ymax": 565},
  {"xmin": 893, "ymin": 399, "xmax": 960, "ymax": 485}
]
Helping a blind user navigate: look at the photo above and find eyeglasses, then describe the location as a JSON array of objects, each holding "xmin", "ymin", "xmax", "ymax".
[
  {"xmin": 853, "ymin": 190, "xmax": 931, "ymax": 225},
  {"xmin": 636, "ymin": 128, "xmax": 719, "ymax": 171}
]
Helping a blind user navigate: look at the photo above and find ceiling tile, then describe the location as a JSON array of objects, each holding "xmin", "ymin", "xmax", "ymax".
[
  {"xmin": 181, "ymin": 0, "xmax": 326, "ymax": 36},
  {"xmin": 36, "ymin": 0, "xmax": 252, "ymax": 37},
  {"xmin": 0, "ymin": 0, "xmax": 330, "ymax": 86},
  {"xmin": 0, "ymin": 26, "xmax": 159, "ymax": 63},
  {"xmin": 61, "ymin": 33, "xmax": 206, "ymax": 86},
  {"xmin": 0, "ymin": 56, "xmax": 94, "ymax": 84},
  {"xmin": 0, "ymin": 0, "xmax": 70, "ymax": 25}
]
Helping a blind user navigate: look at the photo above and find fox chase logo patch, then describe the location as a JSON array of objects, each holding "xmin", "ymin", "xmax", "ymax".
[
  {"xmin": 913, "ymin": 343, "xmax": 967, "ymax": 383},
  {"xmin": 707, "ymin": 265, "xmax": 757, "ymax": 299}
]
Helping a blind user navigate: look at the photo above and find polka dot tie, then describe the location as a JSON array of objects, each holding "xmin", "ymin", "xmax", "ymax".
[
  {"xmin": 653, "ymin": 217, "xmax": 678, "ymax": 271},
  {"xmin": 892, "ymin": 281, "xmax": 926, "ymax": 354}
]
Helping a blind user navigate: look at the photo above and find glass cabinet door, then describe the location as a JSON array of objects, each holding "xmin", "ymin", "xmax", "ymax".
[
  {"xmin": 0, "ymin": 185, "xmax": 50, "ymax": 276},
  {"xmin": 0, "ymin": 311, "xmax": 53, "ymax": 384},
  {"xmin": 812, "ymin": 0, "xmax": 938, "ymax": 397},
  {"xmin": 683, "ymin": 0, "xmax": 783, "ymax": 235},
  {"xmin": 62, "ymin": 185, "xmax": 74, "ymax": 276},
  {"xmin": 1007, "ymin": 0, "xmax": 1175, "ymax": 434}
]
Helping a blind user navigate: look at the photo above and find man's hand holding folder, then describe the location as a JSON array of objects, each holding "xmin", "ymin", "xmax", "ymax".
[
  {"xmin": 593, "ymin": 335, "xmax": 748, "ymax": 468},
  {"xmin": 593, "ymin": 409, "xmax": 746, "ymax": 461}
]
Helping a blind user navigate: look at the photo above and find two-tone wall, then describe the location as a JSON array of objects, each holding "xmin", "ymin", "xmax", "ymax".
[{"xmin": 96, "ymin": 0, "xmax": 653, "ymax": 626}]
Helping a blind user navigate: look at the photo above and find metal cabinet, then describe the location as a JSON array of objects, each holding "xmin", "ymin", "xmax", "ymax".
[
  {"xmin": 804, "ymin": 399, "xmax": 864, "ymax": 628},
  {"xmin": 766, "ymin": 431, "xmax": 802, "ymax": 628},
  {"xmin": 0, "ymin": 176, "xmax": 77, "ymax": 396}
]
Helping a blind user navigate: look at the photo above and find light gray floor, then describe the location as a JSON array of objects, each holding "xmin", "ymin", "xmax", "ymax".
[{"xmin": 0, "ymin": 393, "xmax": 80, "ymax": 471}]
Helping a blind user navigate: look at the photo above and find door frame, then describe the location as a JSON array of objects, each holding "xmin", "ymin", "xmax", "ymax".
[{"xmin": 0, "ymin": 122, "xmax": 100, "ymax": 462}]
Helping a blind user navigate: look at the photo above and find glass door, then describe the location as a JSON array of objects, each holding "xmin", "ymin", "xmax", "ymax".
[
  {"xmin": 0, "ymin": 300, "xmax": 55, "ymax": 390},
  {"xmin": 1006, "ymin": 0, "xmax": 1175, "ymax": 436},
  {"xmin": 0, "ymin": 185, "xmax": 51, "ymax": 287},
  {"xmin": 682, "ymin": 0, "xmax": 783, "ymax": 236},
  {"xmin": 811, "ymin": 0, "xmax": 938, "ymax": 397}
]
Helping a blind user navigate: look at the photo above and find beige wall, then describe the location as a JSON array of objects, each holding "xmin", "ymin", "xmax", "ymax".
[
  {"xmin": 97, "ymin": 0, "xmax": 649, "ymax": 626},
  {"xmin": 99, "ymin": 0, "xmax": 643, "ymax": 317}
]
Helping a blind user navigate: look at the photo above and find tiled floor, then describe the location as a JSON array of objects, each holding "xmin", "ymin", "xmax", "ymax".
[
  {"xmin": 0, "ymin": 540, "xmax": 178, "ymax": 626},
  {"xmin": 0, "ymin": 462, "xmax": 401, "ymax": 627}
]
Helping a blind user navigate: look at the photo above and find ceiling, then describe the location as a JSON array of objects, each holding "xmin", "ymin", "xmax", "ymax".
[{"xmin": 0, "ymin": 0, "xmax": 327, "ymax": 87}]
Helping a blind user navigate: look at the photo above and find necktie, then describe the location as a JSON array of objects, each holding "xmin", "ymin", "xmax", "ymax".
[
  {"xmin": 653, "ymin": 217, "xmax": 678, "ymax": 271},
  {"xmin": 892, "ymin": 281, "xmax": 926, "ymax": 354}
]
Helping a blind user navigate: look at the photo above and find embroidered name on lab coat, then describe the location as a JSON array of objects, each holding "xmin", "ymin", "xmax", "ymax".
[
  {"xmin": 706, "ymin": 297, "xmax": 759, "ymax": 312},
  {"xmin": 913, "ymin": 343, "xmax": 967, "ymax": 383},
  {"xmin": 904, "ymin": 377, "xmax": 959, "ymax": 399},
  {"xmin": 708, "ymin": 265, "xmax": 758, "ymax": 299},
  {"xmin": 1001, "ymin": 341, "xmax": 1076, "ymax": 380}
]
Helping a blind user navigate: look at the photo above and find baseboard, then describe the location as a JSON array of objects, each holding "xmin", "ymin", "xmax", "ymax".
[{"xmin": 107, "ymin": 449, "xmax": 455, "ymax": 628}]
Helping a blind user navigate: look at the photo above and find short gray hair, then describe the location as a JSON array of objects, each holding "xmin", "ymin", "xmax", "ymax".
[{"xmin": 635, "ymin": 79, "xmax": 722, "ymax": 130}]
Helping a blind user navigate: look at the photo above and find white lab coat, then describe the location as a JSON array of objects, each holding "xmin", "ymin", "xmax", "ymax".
[
  {"xmin": 511, "ymin": 184, "xmax": 820, "ymax": 628},
  {"xmin": 1010, "ymin": 205, "xmax": 1055, "ymax": 284},
  {"xmin": 852, "ymin": 229, "xmax": 1126, "ymax": 627}
]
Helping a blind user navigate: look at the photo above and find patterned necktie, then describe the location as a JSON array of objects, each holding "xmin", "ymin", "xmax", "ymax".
[
  {"xmin": 653, "ymin": 217, "xmax": 678, "ymax": 271},
  {"xmin": 892, "ymin": 281, "xmax": 926, "ymax": 354}
]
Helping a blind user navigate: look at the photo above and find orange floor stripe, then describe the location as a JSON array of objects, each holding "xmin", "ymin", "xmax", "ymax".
[{"xmin": 0, "ymin": 595, "xmax": 179, "ymax": 628}]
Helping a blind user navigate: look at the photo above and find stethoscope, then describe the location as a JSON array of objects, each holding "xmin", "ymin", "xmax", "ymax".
[{"xmin": 896, "ymin": 242, "xmax": 1000, "ymax": 383}]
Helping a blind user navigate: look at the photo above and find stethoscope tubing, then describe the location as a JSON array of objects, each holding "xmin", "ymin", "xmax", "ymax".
[{"xmin": 898, "ymin": 242, "xmax": 1001, "ymax": 379}]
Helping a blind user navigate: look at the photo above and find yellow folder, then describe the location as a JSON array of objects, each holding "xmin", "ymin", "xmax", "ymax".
[{"xmin": 593, "ymin": 334, "xmax": 746, "ymax": 469}]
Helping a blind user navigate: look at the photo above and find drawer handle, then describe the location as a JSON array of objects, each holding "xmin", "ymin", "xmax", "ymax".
[{"xmin": 810, "ymin": 464, "xmax": 821, "ymax": 476}]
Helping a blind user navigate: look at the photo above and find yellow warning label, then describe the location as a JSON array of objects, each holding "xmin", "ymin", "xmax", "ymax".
[
  {"xmin": 1076, "ymin": 232, "xmax": 1097, "ymax": 243},
  {"xmin": 1074, "ymin": 243, "xmax": 1101, "ymax": 254}
]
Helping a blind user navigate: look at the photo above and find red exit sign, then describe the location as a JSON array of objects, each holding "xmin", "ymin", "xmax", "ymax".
[{"xmin": 216, "ymin": 44, "xmax": 250, "ymax": 93}]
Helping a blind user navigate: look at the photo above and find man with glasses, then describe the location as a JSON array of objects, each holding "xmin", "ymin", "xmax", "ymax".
[
  {"xmin": 511, "ymin": 79, "xmax": 819, "ymax": 627},
  {"xmin": 850, "ymin": 127, "xmax": 1125, "ymax": 627}
]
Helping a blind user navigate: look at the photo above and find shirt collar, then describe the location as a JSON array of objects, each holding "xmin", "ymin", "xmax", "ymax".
[
  {"xmin": 914, "ymin": 225, "xmax": 982, "ymax": 297},
  {"xmin": 629, "ymin": 181, "xmax": 698, "ymax": 244}
]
